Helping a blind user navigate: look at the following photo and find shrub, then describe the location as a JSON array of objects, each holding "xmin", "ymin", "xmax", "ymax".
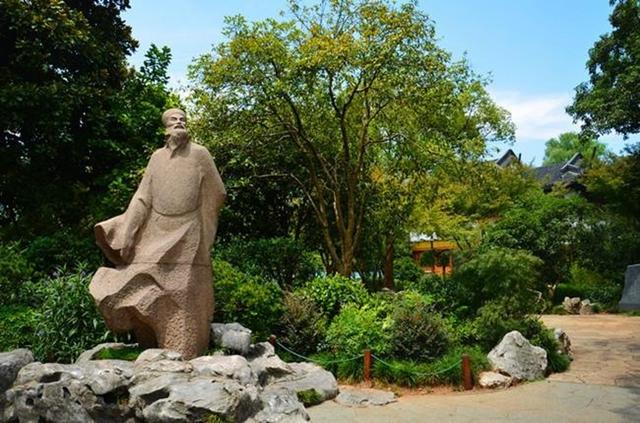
[
  {"xmin": 0, "ymin": 305, "xmax": 38, "ymax": 351},
  {"xmin": 0, "ymin": 242, "xmax": 35, "ymax": 306},
  {"xmin": 213, "ymin": 259, "xmax": 283, "ymax": 341},
  {"xmin": 299, "ymin": 275, "xmax": 369, "ymax": 319},
  {"xmin": 394, "ymin": 257, "xmax": 424, "ymax": 285},
  {"xmin": 553, "ymin": 283, "xmax": 588, "ymax": 304},
  {"xmin": 277, "ymin": 291, "xmax": 327, "ymax": 356},
  {"xmin": 326, "ymin": 303, "xmax": 392, "ymax": 357},
  {"xmin": 472, "ymin": 301, "xmax": 545, "ymax": 351},
  {"xmin": 389, "ymin": 291, "xmax": 451, "ymax": 361},
  {"xmin": 530, "ymin": 328, "xmax": 570, "ymax": 373},
  {"xmin": 452, "ymin": 247, "xmax": 543, "ymax": 318},
  {"xmin": 217, "ymin": 237, "xmax": 322, "ymax": 289},
  {"xmin": 32, "ymin": 265, "xmax": 117, "ymax": 363}
]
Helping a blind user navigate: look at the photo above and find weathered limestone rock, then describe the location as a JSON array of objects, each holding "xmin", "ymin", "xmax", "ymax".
[
  {"xmin": 579, "ymin": 299, "xmax": 594, "ymax": 315},
  {"xmin": 135, "ymin": 348, "xmax": 183, "ymax": 364},
  {"xmin": 75, "ymin": 342, "xmax": 138, "ymax": 364},
  {"xmin": 619, "ymin": 264, "xmax": 640, "ymax": 311},
  {"xmin": 335, "ymin": 387, "xmax": 397, "ymax": 407},
  {"xmin": 212, "ymin": 322, "xmax": 253, "ymax": 355},
  {"xmin": 488, "ymin": 331, "xmax": 547, "ymax": 381},
  {"xmin": 563, "ymin": 296, "xmax": 582, "ymax": 314},
  {"xmin": 248, "ymin": 342, "xmax": 294, "ymax": 385},
  {"xmin": 267, "ymin": 362, "xmax": 339, "ymax": 403},
  {"xmin": 250, "ymin": 387, "xmax": 310, "ymax": 423},
  {"xmin": 90, "ymin": 108, "xmax": 226, "ymax": 360},
  {"xmin": 553, "ymin": 328, "xmax": 574, "ymax": 359},
  {"xmin": 0, "ymin": 349, "xmax": 33, "ymax": 417},
  {"xmin": 478, "ymin": 371, "xmax": 512, "ymax": 389},
  {"xmin": 190, "ymin": 354, "xmax": 256, "ymax": 386},
  {"xmin": 141, "ymin": 379, "xmax": 261, "ymax": 423}
]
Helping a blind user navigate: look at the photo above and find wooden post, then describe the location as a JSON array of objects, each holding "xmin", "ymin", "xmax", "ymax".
[
  {"xmin": 462, "ymin": 354, "xmax": 473, "ymax": 390},
  {"xmin": 363, "ymin": 349, "xmax": 372, "ymax": 384}
]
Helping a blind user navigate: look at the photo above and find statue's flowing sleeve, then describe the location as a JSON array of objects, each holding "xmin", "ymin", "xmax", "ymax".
[
  {"xmin": 94, "ymin": 159, "xmax": 153, "ymax": 266},
  {"xmin": 200, "ymin": 150, "xmax": 226, "ymax": 249}
]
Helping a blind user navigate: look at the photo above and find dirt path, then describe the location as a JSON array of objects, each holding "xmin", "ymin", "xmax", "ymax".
[
  {"xmin": 542, "ymin": 314, "xmax": 640, "ymax": 388},
  {"xmin": 308, "ymin": 314, "xmax": 640, "ymax": 422}
]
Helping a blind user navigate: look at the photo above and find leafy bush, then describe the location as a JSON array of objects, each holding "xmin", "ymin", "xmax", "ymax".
[
  {"xmin": 32, "ymin": 266, "xmax": 117, "ymax": 363},
  {"xmin": 452, "ymin": 247, "xmax": 543, "ymax": 318},
  {"xmin": 0, "ymin": 242, "xmax": 35, "ymax": 306},
  {"xmin": 530, "ymin": 328, "xmax": 571, "ymax": 374},
  {"xmin": 217, "ymin": 237, "xmax": 322, "ymax": 289},
  {"xmin": 0, "ymin": 305, "xmax": 38, "ymax": 351},
  {"xmin": 553, "ymin": 283, "xmax": 588, "ymax": 304},
  {"xmin": 299, "ymin": 275, "xmax": 369, "ymax": 319},
  {"xmin": 277, "ymin": 291, "xmax": 327, "ymax": 356},
  {"xmin": 389, "ymin": 291, "xmax": 451, "ymax": 361},
  {"xmin": 213, "ymin": 259, "xmax": 283, "ymax": 341},
  {"xmin": 472, "ymin": 301, "xmax": 545, "ymax": 351},
  {"xmin": 326, "ymin": 303, "xmax": 392, "ymax": 357},
  {"xmin": 394, "ymin": 256, "xmax": 424, "ymax": 285},
  {"xmin": 25, "ymin": 231, "xmax": 101, "ymax": 276}
]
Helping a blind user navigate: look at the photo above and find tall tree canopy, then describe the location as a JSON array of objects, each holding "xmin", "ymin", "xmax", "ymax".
[
  {"xmin": 543, "ymin": 132, "xmax": 607, "ymax": 165},
  {"xmin": 0, "ymin": 0, "xmax": 176, "ymax": 243},
  {"xmin": 189, "ymin": 0, "xmax": 513, "ymax": 276},
  {"xmin": 567, "ymin": 0, "xmax": 640, "ymax": 136}
]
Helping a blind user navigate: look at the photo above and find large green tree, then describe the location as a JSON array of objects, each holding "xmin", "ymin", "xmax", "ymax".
[
  {"xmin": 567, "ymin": 0, "xmax": 640, "ymax": 135},
  {"xmin": 189, "ymin": 0, "xmax": 513, "ymax": 276},
  {"xmin": 543, "ymin": 132, "xmax": 607, "ymax": 165}
]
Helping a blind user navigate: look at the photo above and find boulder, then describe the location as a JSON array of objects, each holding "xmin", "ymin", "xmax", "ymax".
[
  {"xmin": 190, "ymin": 354, "xmax": 257, "ymax": 385},
  {"xmin": 249, "ymin": 387, "xmax": 310, "ymax": 423},
  {"xmin": 135, "ymin": 348, "xmax": 183, "ymax": 364},
  {"xmin": 478, "ymin": 371, "xmax": 512, "ymax": 389},
  {"xmin": 488, "ymin": 331, "xmax": 547, "ymax": 381},
  {"xmin": 579, "ymin": 299, "xmax": 594, "ymax": 315},
  {"xmin": 266, "ymin": 362, "xmax": 338, "ymax": 403},
  {"xmin": 335, "ymin": 387, "xmax": 396, "ymax": 407},
  {"xmin": 141, "ymin": 379, "xmax": 261, "ymax": 423},
  {"xmin": 248, "ymin": 342, "xmax": 294, "ymax": 385},
  {"xmin": 563, "ymin": 296, "xmax": 582, "ymax": 314},
  {"xmin": 0, "ymin": 349, "xmax": 33, "ymax": 418},
  {"xmin": 553, "ymin": 328, "xmax": 573, "ymax": 359},
  {"xmin": 212, "ymin": 322, "xmax": 253, "ymax": 355},
  {"xmin": 619, "ymin": 264, "xmax": 640, "ymax": 311},
  {"xmin": 75, "ymin": 342, "xmax": 138, "ymax": 364}
]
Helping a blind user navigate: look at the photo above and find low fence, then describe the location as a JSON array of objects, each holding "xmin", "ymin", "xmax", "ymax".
[{"xmin": 269, "ymin": 335, "xmax": 474, "ymax": 390}]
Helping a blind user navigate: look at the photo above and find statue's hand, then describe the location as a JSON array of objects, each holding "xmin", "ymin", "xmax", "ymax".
[{"xmin": 121, "ymin": 239, "xmax": 135, "ymax": 264}]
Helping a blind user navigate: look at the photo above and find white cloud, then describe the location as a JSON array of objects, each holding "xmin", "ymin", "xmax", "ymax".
[{"xmin": 490, "ymin": 90, "xmax": 579, "ymax": 141}]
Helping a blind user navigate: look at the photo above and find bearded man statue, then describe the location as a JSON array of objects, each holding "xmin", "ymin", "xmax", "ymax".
[{"xmin": 89, "ymin": 108, "xmax": 226, "ymax": 359}]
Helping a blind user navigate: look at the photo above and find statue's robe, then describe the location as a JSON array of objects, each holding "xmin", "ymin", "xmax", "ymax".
[{"xmin": 89, "ymin": 141, "xmax": 225, "ymax": 359}]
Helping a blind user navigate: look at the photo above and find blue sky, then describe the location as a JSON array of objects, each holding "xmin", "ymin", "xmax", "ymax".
[{"xmin": 123, "ymin": 1, "xmax": 637, "ymax": 164}]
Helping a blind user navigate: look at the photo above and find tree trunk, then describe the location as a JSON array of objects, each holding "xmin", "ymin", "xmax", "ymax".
[{"xmin": 383, "ymin": 234, "xmax": 394, "ymax": 290}]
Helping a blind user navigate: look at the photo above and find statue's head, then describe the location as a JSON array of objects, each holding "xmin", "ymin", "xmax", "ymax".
[{"xmin": 162, "ymin": 108, "xmax": 189, "ymax": 145}]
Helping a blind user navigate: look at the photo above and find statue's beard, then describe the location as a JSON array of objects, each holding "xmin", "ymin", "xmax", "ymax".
[{"xmin": 166, "ymin": 128, "xmax": 189, "ymax": 147}]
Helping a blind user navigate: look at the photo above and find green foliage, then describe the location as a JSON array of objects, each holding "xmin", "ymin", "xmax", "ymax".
[
  {"xmin": 24, "ymin": 231, "xmax": 101, "ymax": 276},
  {"xmin": 393, "ymin": 257, "xmax": 424, "ymax": 284},
  {"xmin": 452, "ymin": 247, "xmax": 543, "ymax": 318},
  {"xmin": 217, "ymin": 237, "xmax": 321, "ymax": 289},
  {"xmin": 189, "ymin": 0, "xmax": 513, "ymax": 275},
  {"xmin": 32, "ymin": 266, "xmax": 117, "ymax": 363},
  {"xmin": 0, "ymin": 305, "xmax": 38, "ymax": 351},
  {"xmin": 94, "ymin": 346, "xmax": 142, "ymax": 361},
  {"xmin": 277, "ymin": 292, "xmax": 327, "ymax": 356},
  {"xmin": 213, "ymin": 259, "xmax": 283, "ymax": 341},
  {"xmin": 0, "ymin": 242, "xmax": 35, "ymax": 306},
  {"xmin": 296, "ymin": 389, "xmax": 324, "ymax": 407},
  {"xmin": 568, "ymin": 0, "xmax": 640, "ymax": 136},
  {"xmin": 472, "ymin": 302, "xmax": 545, "ymax": 351},
  {"xmin": 389, "ymin": 291, "xmax": 451, "ymax": 361},
  {"xmin": 553, "ymin": 283, "xmax": 588, "ymax": 304},
  {"xmin": 373, "ymin": 347, "xmax": 490, "ymax": 387},
  {"xmin": 543, "ymin": 132, "xmax": 607, "ymax": 165},
  {"xmin": 299, "ymin": 275, "xmax": 369, "ymax": 319},
  {"xmin": 326, "ymin": 303, "xmax": 392, "ymax": 357},
  {"xmin": 530, "ymin": 328, "xmax": 571, "ymax": 374}
]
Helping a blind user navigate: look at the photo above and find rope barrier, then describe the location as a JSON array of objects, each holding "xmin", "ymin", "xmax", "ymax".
[
  {"xmin": 275, "ymin": 341, "xmax": 361, "ymax": 365},
  {"xmin": 371, "ymin": 353, "xmax": 461, "ymax": 377}
]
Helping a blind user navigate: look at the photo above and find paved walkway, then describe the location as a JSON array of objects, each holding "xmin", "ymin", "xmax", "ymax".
[{"xmin": 308, "ymin": 314, "xmax": 640, "ymax": 422}]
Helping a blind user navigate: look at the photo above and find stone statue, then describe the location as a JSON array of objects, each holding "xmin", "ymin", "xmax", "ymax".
[{"xmin": 89, "ymin": 108, "xmax": 226, "ymax": 359}]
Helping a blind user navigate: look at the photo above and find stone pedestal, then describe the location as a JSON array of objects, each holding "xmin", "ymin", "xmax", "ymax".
[{"xmin": 619, "ymin": 264, "xmax": 640, "ymax": 311}]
